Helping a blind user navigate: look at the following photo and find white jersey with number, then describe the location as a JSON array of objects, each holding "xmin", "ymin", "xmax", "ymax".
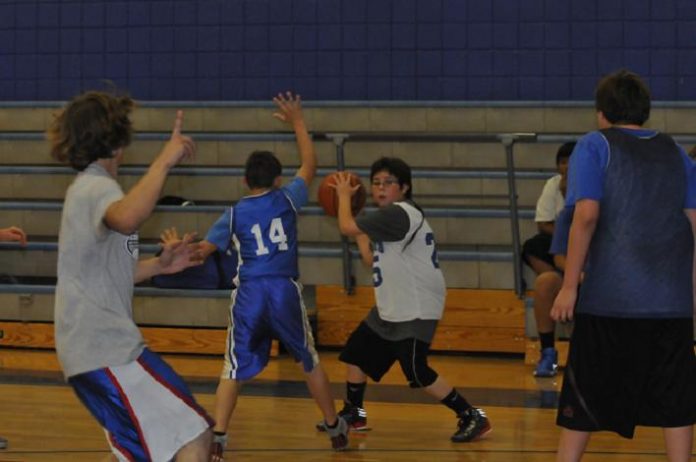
[{"xmin": 372, "ymin": 202, "xmax": 446, "ymax": 322}]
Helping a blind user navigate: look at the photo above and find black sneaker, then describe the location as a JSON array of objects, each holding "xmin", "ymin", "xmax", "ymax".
[
  {"xmin": 316, "ymin": 401, "xmax": 371, "ymax": 432},
  {"xmin": 451, "ymin": 407, "xmax": 492, "ymax": 442}
]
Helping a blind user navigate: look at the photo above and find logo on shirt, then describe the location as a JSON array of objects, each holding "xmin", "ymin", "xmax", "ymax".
[{"xmin": 125, "ymin": 233, "xmax": 139, "ymax": 259}]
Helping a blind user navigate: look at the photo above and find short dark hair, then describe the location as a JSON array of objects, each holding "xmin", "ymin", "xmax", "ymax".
[
  {"xmin": 245, "ymin": 151, "xmax": 282, "ymax": 189},
  {"xmin": 595, "ymin": 69, "xmax": 651, "ymax": 126},
  {"xmin": 48, "ymin": 91, "xmax": 134, "ymax": 171},
  {"xmin": 556, "ymin": 142, "xmax": 576, "ymax": 165},
  {"xmin": 370, "ymin": 157, "xmax": 413, "ymax": 199}
]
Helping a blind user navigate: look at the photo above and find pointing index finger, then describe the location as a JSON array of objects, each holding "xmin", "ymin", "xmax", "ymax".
[{"xmin": 172, "ymin": 110, "xmax": 184, "ymax": 137}]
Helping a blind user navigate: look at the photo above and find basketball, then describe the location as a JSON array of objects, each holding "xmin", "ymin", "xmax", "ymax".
[{"xmin": 317, "ymin": 172, "xmax": 366, "ymax": 217}]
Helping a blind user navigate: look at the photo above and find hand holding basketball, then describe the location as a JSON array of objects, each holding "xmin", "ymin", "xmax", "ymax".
[
  {"xmin": 331, "ymin": 172, "xmax": 361, "ymax": 196},
  {"xmin": 317, "ymin": 171, "xmax": 366, "ymax": 217}
]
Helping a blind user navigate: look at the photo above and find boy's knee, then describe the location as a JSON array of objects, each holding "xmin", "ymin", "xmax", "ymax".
[
  {"xmin": 403, "ymin": 363, "xmax": 438, "ymax": 388},
  {"xmin": 534, "ymin": 271, "xmax": 562, "ymax": 295}
]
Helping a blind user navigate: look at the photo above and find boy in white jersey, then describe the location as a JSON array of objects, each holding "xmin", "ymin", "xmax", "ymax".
[{"xmin": 327, "ymin": 157, "xmax": 491, "ymax": 442}]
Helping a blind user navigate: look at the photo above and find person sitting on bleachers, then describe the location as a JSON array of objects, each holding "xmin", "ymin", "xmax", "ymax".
[
  {"xmin": 522, "ymin": 142, "xmax": 575, "ymax": 275},
  {"xmin": 532, "ymin": 206, "xmax": 572, "ymax": 377}
]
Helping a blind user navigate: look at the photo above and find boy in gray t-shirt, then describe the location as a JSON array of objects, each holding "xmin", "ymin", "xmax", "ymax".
[
  {"xmin": 50, "ymin": 91, "xmax": 213, "ymax": 462},
  {"xmin": 326, "ymin": 157, "xmax": 491, "ymax": 443}
]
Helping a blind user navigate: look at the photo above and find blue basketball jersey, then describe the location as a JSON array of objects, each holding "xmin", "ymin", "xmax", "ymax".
[{"xmin": 229, "ymin": 179, "xmax": 306, "ymax": 280}]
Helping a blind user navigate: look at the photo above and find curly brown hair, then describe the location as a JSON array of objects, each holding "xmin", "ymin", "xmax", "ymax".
[{"xmin": 48, "ymin": 91, "xmax": 134, "ymax": 171}]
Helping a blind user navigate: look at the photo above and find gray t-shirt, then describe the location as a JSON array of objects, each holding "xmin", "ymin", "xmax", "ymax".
[
  {"xmin": 355, "ymin": 203, "xmax": 410, "ymax": 242},
  {"xmin": 54, "ymin": 163, "xmax": 144, "ymax": 378}
]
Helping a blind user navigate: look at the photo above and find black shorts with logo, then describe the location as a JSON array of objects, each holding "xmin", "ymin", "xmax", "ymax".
[{"xmin": 556, "ymin": 313, "xmax": 696, "ymax": 438}]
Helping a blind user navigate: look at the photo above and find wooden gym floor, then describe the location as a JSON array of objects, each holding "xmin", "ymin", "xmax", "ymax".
[{"xmin": 0, "ymin": 349, "xmax": 692, "ymax": 461}]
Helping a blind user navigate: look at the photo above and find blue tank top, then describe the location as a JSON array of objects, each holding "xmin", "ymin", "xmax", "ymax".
[
  {"xmin": 577, "ymin": 128, "xmax": 693, "ymax": 318},
  {"xmin": 231, "ymin": 188, "xmax": 300, "ymax": 280}
]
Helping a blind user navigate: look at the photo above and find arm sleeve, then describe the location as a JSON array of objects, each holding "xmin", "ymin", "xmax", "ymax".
[
  {"xmin": 281, "ymin": 177, "xmax": 309, "ymax": 211},
  {"xmin": 549, "ymin": 206, "xmax": 573, "ymax": 256},
  {"xmin": 94, "ymin": 179, "xmax": 125, "ymax": 237},
  {"xmin": 565, "ymin": 131, "xmax": 608, "ymax": 206},
  {"xmin": 535, "ymin": 175, "xmax": 560, "ymax": 222},
  {"xmin": 678, "ymin": 146, "xmax": 696, "ymax": 209},
  {"xmin": 205, "ymin": 208, "xmax": 232, "ymax": 251},
  {"xmin": 355, "ymin": 205, "xmax": 411, "ymax": 242}
]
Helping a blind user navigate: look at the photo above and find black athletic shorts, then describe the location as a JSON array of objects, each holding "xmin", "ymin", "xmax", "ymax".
[
  {"xmin": 556, "ymin": 313, "xmax": 696, "ymax": 438},
  {"xmin": 522, "ymin": 232, "xmax": 554, "ymax": 267},
  {"xmin": 339, "ymin": 321, "xmax": 433, "ymax": 385}
]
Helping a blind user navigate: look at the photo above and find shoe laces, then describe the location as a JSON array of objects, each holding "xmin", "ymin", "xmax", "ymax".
[{"xmin": 458, "ymin": 408, "xmax": 485, "ymax": 433}]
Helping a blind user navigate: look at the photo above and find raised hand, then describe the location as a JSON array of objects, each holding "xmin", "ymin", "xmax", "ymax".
[
  {"xmin": 272, "ymin": 92, "xmax": 304, "ymax": 126},
  {"xmin": 0, "ymin": 226, "xmax": 27, "ymax": 246},
  {"xmin": 156, "ymin": 110, "xmax": 197, "ymax": 169}
]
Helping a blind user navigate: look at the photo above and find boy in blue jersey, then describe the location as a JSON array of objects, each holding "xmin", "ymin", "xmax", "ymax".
[
  {"xmin": 551, "ymin": 70, "xmax": 696, "ymax": 461},
  {"xmin": 200, "ymin": 93, "xmax": 348, "ymax": 460}
]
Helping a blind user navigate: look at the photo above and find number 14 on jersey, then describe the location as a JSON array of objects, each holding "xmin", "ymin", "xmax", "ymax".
[{"xmin": 251, "ymin": 218, "xmax": 288, "ymax": 256}]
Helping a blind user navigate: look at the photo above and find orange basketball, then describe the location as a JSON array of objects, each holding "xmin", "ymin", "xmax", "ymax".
[{"xmin": 317, "ymin": 172, "xmax": 367, "ymax": 217}]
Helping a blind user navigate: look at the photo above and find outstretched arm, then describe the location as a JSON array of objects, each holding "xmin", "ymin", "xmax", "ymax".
[
  {"xmin": 160, "ymin": 227, "xmax": 218, "ymax": 260},
  {"xmin": 135, "ymin": 232, "xmax": 203, "ymax": 283},
  {"xmin": 104, "ymin": 111, "xmax": 196, "ymax": 235},
  {"xmin": 273, "ymin": 92, "xmax": 316, "ymax": 186}
]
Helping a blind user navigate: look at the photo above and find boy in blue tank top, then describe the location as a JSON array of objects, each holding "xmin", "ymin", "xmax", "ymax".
[
  {"xmin": 201, "ymin": 93, "xmax": 348, "ymax": 459},
  {"xmin": 551, "ymin": 70, "xmax": 696, "ymax": 461}
]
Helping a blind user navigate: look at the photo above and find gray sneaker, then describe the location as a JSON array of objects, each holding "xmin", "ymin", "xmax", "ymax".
[
  {"xmin": 325, "ymin": 415, "xmax": 349, "ymax": 451},
  {"xmin": 0, "ymin": 436, "xmax": 7, "ymax": 449},
  {"xmin": 316, "ymin": 401, "xmax": 370, "ymax": 432}
]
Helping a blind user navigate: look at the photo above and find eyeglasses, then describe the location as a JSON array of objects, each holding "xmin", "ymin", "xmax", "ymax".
[{"xmin": 371, "ymin": 178, "xmax": 399, "ymax": 187}]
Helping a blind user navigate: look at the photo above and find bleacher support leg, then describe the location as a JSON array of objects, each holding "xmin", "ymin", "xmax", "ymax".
[{"xmin": 501, "ymin": 136, "xmax": 524, "ymax": 298}]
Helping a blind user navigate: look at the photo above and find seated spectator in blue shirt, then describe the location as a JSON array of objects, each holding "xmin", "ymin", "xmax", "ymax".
[
  {"xmin": 522, "ymin": 142, "xmax": 575, "ymax": 275},
  {"xmin": 532, "ymin": 206, "xmax": 572, "ymax": 378}
]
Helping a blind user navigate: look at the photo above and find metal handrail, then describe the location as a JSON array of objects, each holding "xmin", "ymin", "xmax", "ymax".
[{"xmin": 0, "ymin": 130, "xmax": 543, "ymax": 297}]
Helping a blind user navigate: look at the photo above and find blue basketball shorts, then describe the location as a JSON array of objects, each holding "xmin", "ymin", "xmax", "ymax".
[{"xmin": 222, "ymin": 277, "xmax": 319, "ymax": 380}]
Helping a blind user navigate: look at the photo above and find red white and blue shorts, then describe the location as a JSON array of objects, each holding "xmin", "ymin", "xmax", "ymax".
[{"xmin": 69, "ymin": 348, "xmax": 213, "ymax": 462}]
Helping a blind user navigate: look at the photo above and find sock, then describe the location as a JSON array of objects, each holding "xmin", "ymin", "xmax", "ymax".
[
  {"xmin": 440, "ymin": 388, "xmax": 471, "ymax": 416},
  {"xmin": 325, "ymin": 418, "xmax": 339, "ymax": 429},
  {"xmin": 213, "ymin": 432, "xmax": 227, "ymax": 446},
  {"xmin": 539, "ymin": 331, "xmax": 555, "ymax": 350},
  {"xmin": 346, "ymin": 381, "xmax": 367, "ymax": 408}
]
